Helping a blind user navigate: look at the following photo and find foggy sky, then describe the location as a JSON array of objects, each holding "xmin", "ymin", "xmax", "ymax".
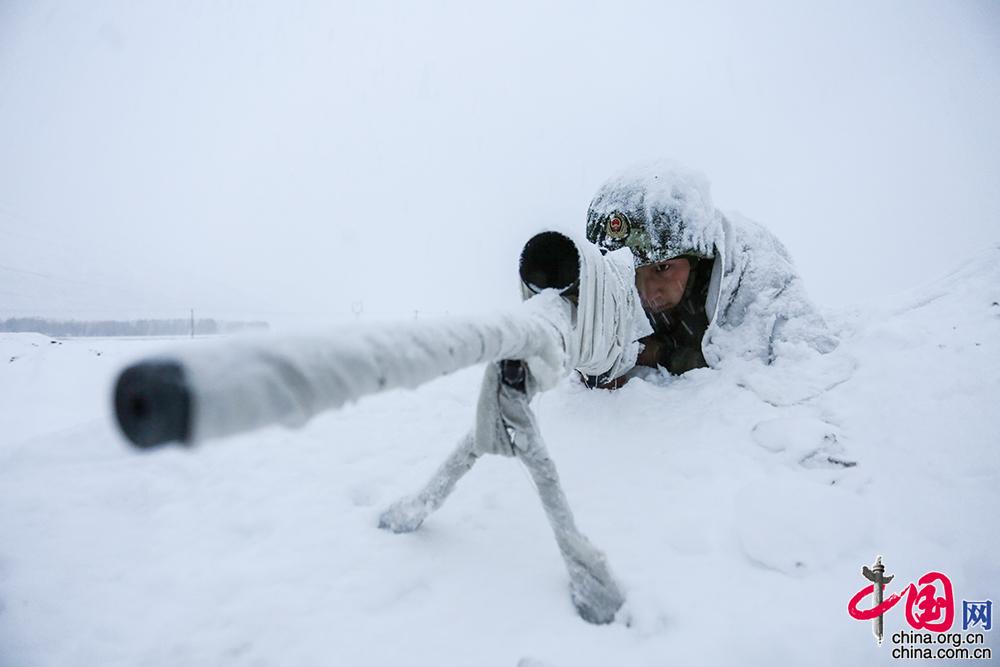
[{"xmin": 1, "ymin": 0, "xmax": 998, "ymax": 328}]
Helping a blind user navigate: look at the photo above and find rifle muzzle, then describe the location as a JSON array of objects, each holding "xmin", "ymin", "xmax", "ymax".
[
  {"xmin": 114, "ymin": 361, "xmax": 192, "ymax": 449},
  {"xmin": 519, "ymin": 231, "xmax": 580, "ymax": 296}
]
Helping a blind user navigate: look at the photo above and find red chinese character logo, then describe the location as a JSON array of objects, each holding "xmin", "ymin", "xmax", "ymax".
[
  {"xmin": 905, "ymin": 572, "xmax": 954, "ymax": 631},
  {"xmin": 848, "ymin": 561, "xmax": 955, "ymax": 635}
]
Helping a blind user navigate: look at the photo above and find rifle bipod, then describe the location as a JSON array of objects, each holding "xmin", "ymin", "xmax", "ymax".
[{"xmin": 378, "ymin": 360, "xmax": 625, "ymax": 625}]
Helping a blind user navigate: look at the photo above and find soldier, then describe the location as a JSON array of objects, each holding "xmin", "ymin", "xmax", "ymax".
[{"xmin": 583, "ymin": 161, "xmax": 836, "ymax": 385}]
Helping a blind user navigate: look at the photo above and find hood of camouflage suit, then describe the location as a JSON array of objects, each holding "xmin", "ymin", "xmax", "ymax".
[{"xmin": 585, "ymin": 160, "xmax": 726, "ymax": 325}]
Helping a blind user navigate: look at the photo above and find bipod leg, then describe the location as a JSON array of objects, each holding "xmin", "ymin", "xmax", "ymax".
[
  {"xmin": 499, "ymin": 362, "xmax": 625, "ymax": 625},
  {"xmin": 377, "ymin": 360, "xmax": 526, "ymax": 533},
  {"xmin": 378, "ymin": 430, "xmax": 479, "ymax": 533}
]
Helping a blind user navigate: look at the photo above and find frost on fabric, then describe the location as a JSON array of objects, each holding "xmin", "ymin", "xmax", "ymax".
[
  {"xmin": 563, "ymin": 239, "xmax": 651, "ymax": 382},
  {"xmin": 705, "ymin": 211, "xmax": 839, "ymax": 367}
]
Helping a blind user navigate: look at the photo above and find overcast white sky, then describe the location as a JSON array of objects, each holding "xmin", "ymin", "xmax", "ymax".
[{"xmin": 1, "ymin": 0, "xmax": 997, "ymax": 327}]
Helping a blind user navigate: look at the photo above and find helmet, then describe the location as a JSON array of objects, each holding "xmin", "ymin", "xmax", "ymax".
[{"xmin": 585, "ymin": 161, "xmax": 719, "ymax": 267}]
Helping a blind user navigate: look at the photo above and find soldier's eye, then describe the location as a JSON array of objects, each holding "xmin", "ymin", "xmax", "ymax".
[{"xmin": 655, "ymin": 263, "xmax": 669, "ymax": 273}]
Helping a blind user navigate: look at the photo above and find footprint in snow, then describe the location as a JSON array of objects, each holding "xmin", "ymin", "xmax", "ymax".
[
  {"xmin": 734, "ymin": 477, "xmax": 870, "ymax": 576},
  {"xmin": 751, "ymin": 416, "xmax": 856, "ymax": 469}
]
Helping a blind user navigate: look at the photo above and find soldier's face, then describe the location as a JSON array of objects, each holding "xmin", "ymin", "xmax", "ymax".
[{"xmin": 635, "ymin": 258, "xmax": 691, "ymax": 313}]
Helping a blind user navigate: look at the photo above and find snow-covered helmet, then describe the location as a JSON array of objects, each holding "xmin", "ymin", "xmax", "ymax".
[{"xmin": 586, "ymin": 161, "xmax": 720, "ymax": 267}]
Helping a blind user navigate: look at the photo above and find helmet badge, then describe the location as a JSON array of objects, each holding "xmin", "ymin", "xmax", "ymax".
[{"xmin": 606, "ymin": 212, "xmax": 631, "ymax": 241}]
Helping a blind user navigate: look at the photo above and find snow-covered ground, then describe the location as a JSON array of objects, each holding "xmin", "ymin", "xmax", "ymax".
[{"xmin": 2, "ymin": 248, "xmax": 998, "ymax": 666}]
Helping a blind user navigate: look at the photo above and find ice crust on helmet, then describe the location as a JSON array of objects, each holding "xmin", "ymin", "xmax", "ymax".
[{"xmin": 587, "ymin": 159, "xmax": 723, "ymax": 262}]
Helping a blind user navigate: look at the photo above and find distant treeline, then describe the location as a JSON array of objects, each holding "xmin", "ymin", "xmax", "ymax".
[{"xmin": 0, "ymin": 317, "xmax": 269, "ymax": 337}]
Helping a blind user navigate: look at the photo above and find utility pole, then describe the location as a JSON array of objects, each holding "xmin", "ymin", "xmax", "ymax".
[{"xmin": 190, "ymin": 309, "xmax": 195, "ymax": 339}]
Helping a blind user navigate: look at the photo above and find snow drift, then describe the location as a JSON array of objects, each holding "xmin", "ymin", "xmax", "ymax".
[{"xmin": 0, "ymin": 246, "xmax": 998, "ymax": 665}]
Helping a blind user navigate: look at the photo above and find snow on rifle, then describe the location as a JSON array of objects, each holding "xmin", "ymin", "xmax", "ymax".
[
  {"xmin": 113, "ymin": 231, "xmax": 648, "ymax": 449},
  {"xmin": 112, "ymin": 231, "xmax": 650, "ymax": 624}
]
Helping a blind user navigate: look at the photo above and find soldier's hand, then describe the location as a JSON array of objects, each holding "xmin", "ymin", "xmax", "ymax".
[
  {"xmin": 575, "ymin": 371, "xmax": 630, "ymax": 390},
  {"xmin": 636, "ymin": 335, "xmax": 662, "ymax": 367}
]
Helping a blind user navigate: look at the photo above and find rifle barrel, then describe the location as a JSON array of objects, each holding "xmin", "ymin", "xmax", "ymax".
[{"xmin": 113, "ymin": 292, "xmax": 571, "ymax": 449}]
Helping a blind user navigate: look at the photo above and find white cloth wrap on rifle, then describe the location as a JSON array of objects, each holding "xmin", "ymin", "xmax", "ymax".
[
  {"xmin": 141, "ymin": 239, "xmax": 648, "ymax": 444},
  {"xmin": 573, "ymin": 242, "xmax": 652, "ymax": 381},
  {"xmin": 547, "ymin": 240, "xmax": 651, "ymax": 383},
  {"xmin": 477, "ymin": 240, "xmax": 650, "ymax": 457},
  {"xmin": 153, "ymin": 291, "xmax": 570, "ymax": 443}
]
